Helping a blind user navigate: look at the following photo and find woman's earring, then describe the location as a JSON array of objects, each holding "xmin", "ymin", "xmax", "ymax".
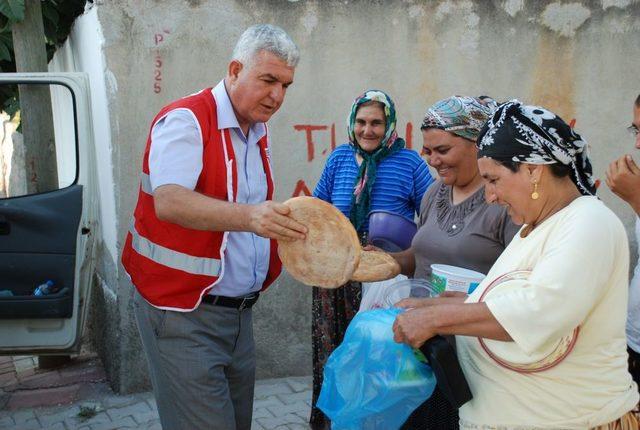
[{"xmin": 531, "ymin": 182, "xmax": 540, "ymax": 200}]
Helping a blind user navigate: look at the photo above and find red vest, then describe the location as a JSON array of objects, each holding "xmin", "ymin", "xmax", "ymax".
[{"xmin": 121, "ymin": 88, "xmax": 282, "ymax": 311}]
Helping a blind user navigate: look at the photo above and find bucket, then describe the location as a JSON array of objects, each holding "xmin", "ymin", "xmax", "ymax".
[
  {"xmin": 430, "ymin": 264, "xmax": 485, "ymax": 294},
  {"xmin": 367, "ymin": 210, "xmax": 417, "ymax": 252}
]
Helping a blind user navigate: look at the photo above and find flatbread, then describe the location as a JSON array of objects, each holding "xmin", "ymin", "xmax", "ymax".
[
  {"xmin": 351, "ymin": 250, "xmax": 401, "ymax": 282},
  {"xmin": 278, "ymin": 196, "xmax": 361, "ymax": 288}
]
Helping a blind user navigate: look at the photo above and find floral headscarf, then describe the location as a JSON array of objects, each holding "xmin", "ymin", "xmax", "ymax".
[
  {"xmin": 477, "ymin": 100, "xmax": 596, "ymax": 196},
  {"xmin": 421, "ymin": 95, "xmax": 498, "ymax": 141},
  {"xmin": 347, "ymin": 90, "xmax": 405, "ymax": 235}
]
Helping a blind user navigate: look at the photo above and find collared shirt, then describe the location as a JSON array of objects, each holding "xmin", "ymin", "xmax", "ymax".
[{"xmin": 148, "ymin": 80, "xmax": 270, "ymax": 297}]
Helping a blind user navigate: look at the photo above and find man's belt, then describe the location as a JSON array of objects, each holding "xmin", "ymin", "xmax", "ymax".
[{"xmin": 202, "ymin": 293, "xmax": 259, "ymax": 310}]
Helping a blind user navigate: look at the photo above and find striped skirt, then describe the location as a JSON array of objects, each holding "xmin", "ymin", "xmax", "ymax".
[{"xmin": 592, "ymin": 406, "xmax": 640, "ymax": 430}]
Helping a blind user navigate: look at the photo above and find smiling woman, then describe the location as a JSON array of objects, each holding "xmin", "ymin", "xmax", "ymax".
[
  {"xmin": 391, "ymin": 96, "xmax": 521, "ymax": 430},
  {"xmin": 353, "ymin": 102, "xmax": 387, "ymax": 152},
  {"xmin": 394, "ymin": 101, "xmax": 640, "ymax": 429},
  {"xmin": 310, "ymin": 89, "xmax": 434, "ymax": 430}
]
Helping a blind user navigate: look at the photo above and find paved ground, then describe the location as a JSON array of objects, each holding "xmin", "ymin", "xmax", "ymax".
[{"xmin": 0, "ymin": 355, "xmax": 312, "ymax": 430}]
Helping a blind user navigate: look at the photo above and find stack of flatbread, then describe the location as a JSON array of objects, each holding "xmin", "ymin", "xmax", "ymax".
[{"xmin": 277, "ymin": 196, "xmax": 401, "ymax": 288}]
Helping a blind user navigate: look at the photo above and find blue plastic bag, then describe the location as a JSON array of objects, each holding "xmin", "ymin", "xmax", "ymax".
[{"xmin": 317, "ymin": 308, "xmax": 437, "ymax": 430}]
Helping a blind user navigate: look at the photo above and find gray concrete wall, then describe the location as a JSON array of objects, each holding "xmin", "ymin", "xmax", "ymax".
[{"xmin": 88, "ymin": 0, "xmax": 640, "ymax": 392}]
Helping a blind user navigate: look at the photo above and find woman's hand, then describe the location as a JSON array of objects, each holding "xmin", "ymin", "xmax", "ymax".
[
  {"xmin": 395, "ymin": 292, "xmax": 467, "ymax": 309},
  {"xmin": 395, "ymin": 301, "xmax": 512, "ymax": 344},
  {"xmin": 392, "ymin": 307, "xmax": 437, "ymax": 348},
  {"xmin": 363, "ymin": 244, "xmax": 383, "ymax": 252},
  {"xmin": 439, "ymin": 290, "xmax": 468, "ymax": 299},
  {"xmin": 394, "ymin": 297, "xmax": 437, "ymax": 309}
]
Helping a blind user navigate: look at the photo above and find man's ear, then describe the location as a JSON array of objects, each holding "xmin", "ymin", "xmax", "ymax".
[{"xmin": 227, "ymin": 60, "xmax": 243, "ymax": 82}]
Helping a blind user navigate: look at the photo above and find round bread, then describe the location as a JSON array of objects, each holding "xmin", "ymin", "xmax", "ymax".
[
  {"xmin": 278, "ymin": 196, "xmax": 361, "ymax": 288},
  {"xmin": 351, "ymin": 250, "xmax": 401, "ymax": 282}
]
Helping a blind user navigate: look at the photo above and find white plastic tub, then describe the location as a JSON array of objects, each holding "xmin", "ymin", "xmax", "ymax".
[{"xmin": 430, "ymin": 264, "xmax": 485, "ymax": 294}]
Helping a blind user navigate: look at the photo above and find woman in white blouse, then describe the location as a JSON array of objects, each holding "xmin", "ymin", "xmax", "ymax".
[{"xmin": 393, "ymin": 100, "xmax": 639, "ymax": 429}]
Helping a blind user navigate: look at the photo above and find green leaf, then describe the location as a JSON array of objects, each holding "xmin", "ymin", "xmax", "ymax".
[
  {"xmin": 0, "ymin": 13, "xmax": 8, "ymax": 31},
  {"xmin": 0, "ymin": 0, "xmax": 25, "ymax": 23},
  {"xmin": 41, "ymin": 1, "xmax": 58, "ymax": 26},
  {"xmin": 0, "ymin": 31, "xmax": 12, "ymax": 46},
  {"xmin": 42, "ymin": 15, "xmax": 56, "ymax": 42}
]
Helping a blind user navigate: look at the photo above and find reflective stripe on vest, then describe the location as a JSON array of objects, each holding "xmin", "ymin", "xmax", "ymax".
[
  {"xmin": 129, "ymin": 221, "xmax": 222, "ymax": 277},
  {"xmin": 140, "ymin": 173, "xmax": 152, "ymax": 195}
]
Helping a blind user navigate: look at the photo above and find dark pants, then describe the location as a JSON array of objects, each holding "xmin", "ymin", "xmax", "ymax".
[{"xmin": 134, "ymin": 291, "xmax": 255, "ymax": 430}]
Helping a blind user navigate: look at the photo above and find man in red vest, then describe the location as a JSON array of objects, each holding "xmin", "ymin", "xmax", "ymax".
[{"xmin": 122, "ymin": 24, "xmax": 307, "ymax": 430}]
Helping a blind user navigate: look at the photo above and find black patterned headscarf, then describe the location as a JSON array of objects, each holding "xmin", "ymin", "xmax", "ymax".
[{"xmin": 477, "ymin": 100, "xmax": 596, "ymax": 196}]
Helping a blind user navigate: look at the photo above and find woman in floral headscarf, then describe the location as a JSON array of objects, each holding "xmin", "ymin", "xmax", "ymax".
[
  {"xmin": 393, "ymin": 101, "xmax": 639, "ymax": 429},
  {"xmin": 310, "ymin": 90, "xmax": 433, "ymax": 429},
  {"xmin": 388, "ymin": 96, "xmax": 520, "ymax": 430}
]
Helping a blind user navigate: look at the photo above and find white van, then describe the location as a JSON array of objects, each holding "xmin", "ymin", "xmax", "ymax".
[{"xmin": 0, "ymin": 73, "xmax": 97, "ymax": 355}]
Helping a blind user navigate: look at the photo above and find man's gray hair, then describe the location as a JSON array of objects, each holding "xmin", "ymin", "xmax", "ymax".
[{"xmin": 231, "ymin": 24, "xmax": 300, "ymax": 67}]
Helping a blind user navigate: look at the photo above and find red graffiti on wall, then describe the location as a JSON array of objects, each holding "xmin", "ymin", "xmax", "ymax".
[
  {"xmin": 153, "ymin": 30, "xmax": 170, "ymax": 94},
  {"xmin": 293, "ymin": 121, "xmax": 414, "ymax": 162},
  {"xmin": 291, "ymin": 179, "xmax": 312, "ymax": 197},
  {"xmin": 153, "ymin": 55, "xmax": 163, "ymax": 94},
  {"xmin": 290, "ymin": 121, "xmax": 416, "ymax": 197},
  {"xmin": 405, "ymin": 122, "xmax": 413, "ymax": 149},
  {"xmin": 293, "ymin": 125, "xmax": 327, "ymax": 162}
]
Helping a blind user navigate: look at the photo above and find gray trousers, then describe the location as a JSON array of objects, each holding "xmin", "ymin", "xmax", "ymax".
[{"xmin": 133, "ymin": 291, "xmax": 255, "ymax": 430}]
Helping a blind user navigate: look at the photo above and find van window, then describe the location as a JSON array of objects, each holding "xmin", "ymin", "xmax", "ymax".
[{"xmin": 0, "ymin": 82, "xmax": 77, "ymax": 199}]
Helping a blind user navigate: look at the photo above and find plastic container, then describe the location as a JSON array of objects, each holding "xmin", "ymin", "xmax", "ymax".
[
  {"xmin": 382, "ymin": 278, "xmax": 439, "ymax": 308},
  {"xmin": 367, "ymin": 210, "xmax": 417, "ymax": 252},
  {"xmin": 33, "ymin": 280, "xmax": 56, "ymax": 296},
  {"xmin": 430, "ymin": 264, "xmax": 485, "ymax": 294}
]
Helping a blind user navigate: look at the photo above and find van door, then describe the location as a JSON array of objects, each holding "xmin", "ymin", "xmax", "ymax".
[{"xmin": 0, "ymin": 73, "xmax": 97, "ymax": 354}]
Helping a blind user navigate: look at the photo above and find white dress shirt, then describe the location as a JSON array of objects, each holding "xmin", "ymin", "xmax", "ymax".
[{"xmin": 148, "ymin": 80, "xmax": 270, "ymax": 297}]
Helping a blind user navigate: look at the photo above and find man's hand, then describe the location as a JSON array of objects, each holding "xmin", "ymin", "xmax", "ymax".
[
  {"xmin": 606, "ymin": 155, "xmax": 640, "ymax": 215},
  {"xmin": 247, "ymin": 201, "xmax": 307, "ymax": 241},
  {"xmin": 393, "ymin": 307, "xmax": 437, "ymax": 348}
]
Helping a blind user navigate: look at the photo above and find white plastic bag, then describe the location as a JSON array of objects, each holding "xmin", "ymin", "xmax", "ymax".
[{"xmin": 359, "ymin": 274, "xmax": 408, "ymax": 312}]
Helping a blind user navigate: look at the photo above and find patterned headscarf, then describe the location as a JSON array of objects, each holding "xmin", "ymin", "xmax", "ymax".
[
  {"xmin": 347, "ymin": 90, "xmax": 405, "ymax": 234},
  {"xmin": 477, "ymin": 100, "xmax": 596, "ymax": 196},
  {"xmin": 421, "ymin": 95, "xmax": 498, "ymax": 141}
]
